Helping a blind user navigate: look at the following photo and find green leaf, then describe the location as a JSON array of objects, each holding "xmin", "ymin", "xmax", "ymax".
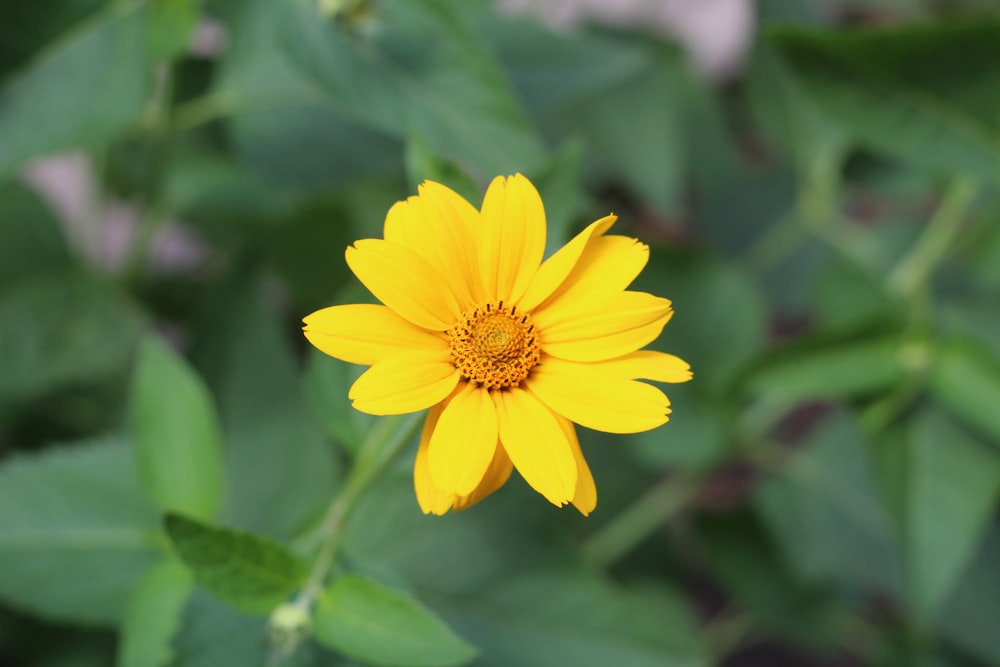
[
  {"xmin": 937, "ymin": 528, "xmax": 1000, "ymax": 664},
  {"xmin": 117, "ymin": 558, "xmax": 194, "ymax": 667},
  {"xmin": 0, "ymin": 0, "xmax": 106, "ymax": 78},
  {"xmin": 904, "ymin": 409, "xmax": 1000, "ymax": 616},
  {"xmin": 0, "ymin": 436, "xmax": 161, "ymax": 625},
  {"xmin": 768, "ymin": 21, "xmax": 1000, "ymax": 178},
  {"xmin": 164, "ymin": 514, "xmax": 308, "ymax": 615},
  {"xmin": 191, "ymin": 278, "xmax": 339, "ymax": 539},
  {"xmin": 131, "ymin": 337, "xmax": 224, "ymax": 522},
  {"xmin": 440, "ymin": 570, "xmax": 705, "ymax": 667},
  {"xmin": 697, "ymin": 512, "xmax": 839, "ymax": 646},
  {"xmin": 314, "ymin": 574, "xmax": 477, "ymax": 667},
  {"xmin": 744, "ymin": 333, "xmax": 907, "ymax": 402},
  {"xmin": 279, "ymin": 0, "xmax": 545, "ymax": 178},
  {"xmin": 146, "ymin": 0, "xmax": 198, "ymax": 62},
  {"xmin": 930, "ymin": 339, "xmax": 1000, "ymax": 443},
  {"xmin": 755, "ymin": 412, "xmax": 901, "ymax": 593},
  {"xmin": 0, "ymin": 4, "xmax": 150, "ymax": 176},
  {"xmin": 304, "ymin": 348, "xmax": 373, "ymax": 455},
  {"xmin": 0, "ymin": 182, "xmax": 72, "ymax": 287},
  {"xmin": 0, "ymin": 273, "xmax": 144, "ymax": 405}
]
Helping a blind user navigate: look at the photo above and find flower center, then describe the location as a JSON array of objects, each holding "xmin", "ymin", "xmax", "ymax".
[{"xmin": 447, "ymin": 301, "xmax": 541, "ymax": 390}]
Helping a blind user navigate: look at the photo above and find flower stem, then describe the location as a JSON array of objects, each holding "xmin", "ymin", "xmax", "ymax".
[
  {"xmin": 889, "ymin": 177, "xmax": 978, "ymax": 299},
  {"xmin": 581, "ymin": 474, "xmax": 700, "ymax": 569},
  {"xmin": 291, "ymin": 412, "xmax": 422, "ymax": 612}
]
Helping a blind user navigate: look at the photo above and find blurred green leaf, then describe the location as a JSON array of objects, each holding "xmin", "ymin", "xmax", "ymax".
[
  {"xmin": 146, "ymin": 0, "xmax": 197, "ymax": 63},
  {"xmin": 0, "ymin": 0, "xmax": 107, "ymax": 77},
  {"xmin": 930, "ymin": 339, "xmax": 1000, "ymax": 444},
  {"xmin": 404, "ymin": 134, "xmax": 479, "ymax": 205},
  {"xmin": 192, "ymin": 278, "xmax": 339, "ymax": 539},
  {"xmin": 116, "ymin": 558, "xmax": 194, "ymax": 667},
  {"xmin": 768, "ymin": 21, "xmax": 1000, "ymax": 178},
  {"xmin": 744, "ymin": 334, "xmax": 906, "ymax": 401},
  {"xmin": 813, "ymin": 257, "xmax": 903, "ymax": 332},
  {"xmin": 0, "ymin": 182, "xmax": 72, "ymax": 287},
  {"xmin": 0, "ymin": 5, "xmax": 150, "ymax": 177},
  {"xmin": 697, "ymin": 512, "xmax": 839, "ymax": 646},
  {"xmin": 130, "ymin": 336, "xmax": 224, "ymax": 522},
  {"xmin": 937, "ymin": 527, "xmax": 1000, "ymax": 664},
  {"xmin": 165, "ymin": 514, "xmax": 307, "ymax": 615},
  {"xmin": 304, "ymin": 349, "xmax": 372, "ymax": 454},
  {"xmin": 903, "ymin": 409, "xmax": 1000, "ymax": 617},
  {"xmin": 625, "ymin": 389, "xmax": 730, "ymax": 472},
  {"xmin": 638, "ymin": 252, "xmax": 766, "ymax": 393},
  {"xmin": 280, "ymin": 0, "xmax": 545, "ymax": 179},
  {"xmin": 442, "ymin": 570, "xmax": 705, "ymax": 667},
  {"xmin": 755, "ymin": 412, "xmax": 901, "ymax": 593},
  {"xmin": 0, "ymin": 436, "xmax": 161, "ymax": 625},
  {"xmin": 314, "ymin": 574, "xmax": 477, "ymax": 667},
  {"xmin": 0, "ymin": 274, "xmax": 144, "ymax": 406}
]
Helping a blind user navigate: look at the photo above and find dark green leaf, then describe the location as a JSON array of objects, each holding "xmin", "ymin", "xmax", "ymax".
[
  {"xmin": 304, "ymin": 349, "xmax": 373, "ymax": 455},
  {"xmin": 165, "ymin": 514, "xmax": 308, "ymax": 615},
  {"xmin": 0, "ymin": 436, "xmax": 161, "ymax": 625},
  {"xmin": 0, "ymin": 182, "xmax": 72, "ymax": 287},
  {"xmin": 279, "ymin": 0, "xmax": 545, "ymax": 178},
  {"xmin": 904, "ymin": 409, "xmax": 1000, "ymax": 616},
  {"xmin": 146, "ymin": 0, "xmax": 198, "ymax": 63},
  {"xmin": 755, "ymin": 412, "xmax": 901, "ymax": 593},
  {"xmin": 314, "ymin": 574, "xmax": 477, "ymax": 667},
  {"xmin": 117, "ymin": 558, "xmax": 194, "ymax": 667},
  {"xmin": 768, "ymin": 21, "xmax": 1000, "ymax": 178},
  {"xmin": 0, "ymin": 0, "xmax": 107, "ymax": 78},
  {"xmin": 441, "ymin": 570, "xmax": 705, "ymax": 667},
  {"xmin": 0, "ymin": 5, "xmax": 150, "ymax": 176},
  {"xmin": 130, "ymin": 336, "xmax": 225, "ymax": 523},
  {"xmin": 0, "ymin": 274, "xmax": 144, "ymax": 405},
  {"xmin": 937, "ymin": 528, "xmax": 1000, "ymax": 664},
  {"xmin": 930, "ymin": 339, "xmax": 1000, "ymax": 443}
]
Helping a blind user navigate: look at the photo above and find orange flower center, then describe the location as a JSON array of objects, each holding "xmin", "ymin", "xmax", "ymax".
[{"xmin": 447, "ymin": 301, "xmax": 541, "ymax": 390}]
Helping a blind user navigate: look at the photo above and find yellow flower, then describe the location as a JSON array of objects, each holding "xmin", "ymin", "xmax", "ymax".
[{"xmin": 303, "ymin": 174, "xmax": 691, "ymax": 515}]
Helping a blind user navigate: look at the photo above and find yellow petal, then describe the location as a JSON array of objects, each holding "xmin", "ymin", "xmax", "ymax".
[
  {"xmin": 517, "ymin": 214, "xmax": 617, "ymax": 312},
  {"xmin": 479, "ymin": 174, "xmax": 546, "ymax": 304},
  {"xmin": 428, "ymin": 382, "xmax": 499, "ymax": 495},
  {"xmin": 348, "ymin": 350, "xmax": 460, "ymax": 415},
  {"xmin": 591, "ymin": 350, "xmax": 693, "ymax": 383},
  {"xmin": 556, "ymin": 415, "xmax": 596, "ymax": 516},
  {"xmin": 527, "ymin": 357, "xmax": 671, "ymax": 434},
  {"xmin": 493, "ymin": 387, "xmax": 577, "ymax": 506},
  {"xmin": 538, "ymin": 235, "xmax": 648, "ymax": 310},
  {"xmin": 303, "ymin": 304, "xmax": 447, "ymax": 366},
  {"xmin": 453, "ymin": 446, "xmax": 514, "ymax": 512},
  {"xmin": 384, "ymin": 188, "xmax": 481, "ymax": 308},
  {"xmin": 536, "ymin": 291, "xmax": 674, "ymax": 362},
  {"xmin": 414, "ymin": 405, "xmax": 456, "ymax": 515},
  {"xmin": 345, "ymin": 239, "xmax": 461, "ymax": 331}
]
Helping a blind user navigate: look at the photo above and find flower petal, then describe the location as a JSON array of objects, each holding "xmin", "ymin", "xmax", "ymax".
[
  {"xmin": 556, "ymin": 415, "xmax": 596, "ymax": 516},
  {"xmin": 414, "ymin": 405, "xmax": 456, "ymax": 515},
  {"xmin": 517, "ymin": 214, "xmax": 617, "ymax": 312},
  {"xmin": 384, "ymin": 186, "xmax": 482, "ymax": 308},
  {"xmin": 348, "ymin": 350, "xmax": 460, "ymax": 415},
  {"xmin": 538, "ymin": 235, "xmax": 649, "ymax": 310},
  {"xmin": 303, "ymin": 304, "xmax": 447, "ymax": 366},
  {"xmin": 479, "ymin": 174, "xmax": 546, "ymax": 304},
  {"xmin": 536, "ymin": 291, "xmax": 674, "ymax": 362},
  {"xmin": 428, "ymin": 382, "xmax": 499, "ymax": 495},
  {"xmin": 453, "ymin": 446, "xmax": 514, "ymax": 512},
  {"xmin": 345, "ymin": 239, "xmax": 461, "ymax": 331},
  {"xmin": 592, "ymin": 350, "xmax": 693, "ymax": 383},
  {"xmin": 493, "ymin": 387, "xmax": 577, "ymax": 506},
  {"xmin": 528, "ymin": 357, "xmax": 671, "ymax": 434}
]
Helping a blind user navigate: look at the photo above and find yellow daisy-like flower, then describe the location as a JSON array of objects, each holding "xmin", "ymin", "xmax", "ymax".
[{"xmin": 304, "ymin": 174, "xmax": 691, "ymax": 516}]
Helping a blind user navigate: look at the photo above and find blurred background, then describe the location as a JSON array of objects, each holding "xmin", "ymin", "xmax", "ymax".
[{"xmin": 2, "ymin": 0, "xmax": 1000, "ymax": 665}]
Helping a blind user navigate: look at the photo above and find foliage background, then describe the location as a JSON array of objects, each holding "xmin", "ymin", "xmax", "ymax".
[{"xmin": 2, "ymin": 0, "xmax": 1000, "ymax": 665}]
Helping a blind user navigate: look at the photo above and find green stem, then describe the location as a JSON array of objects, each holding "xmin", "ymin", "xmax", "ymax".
[
  {"xmin": 889, "ymin": 177, "xmax": 978, "ymax": 298},
  {"xmin": 581, "ymin": 474, "xmax": 700, "ymax": 569},
  {"xmin": 292, "ymin": 413, "xmax": 422, "ymax": 611}
]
